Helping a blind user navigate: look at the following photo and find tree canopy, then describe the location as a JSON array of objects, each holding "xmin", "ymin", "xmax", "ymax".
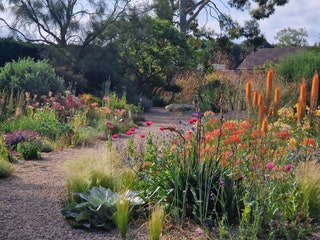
[
  {"xmin": 274, "ymin": 27, "xmax": 309, "ymax": 47},
  {"xmin": 153, "ymin": 0, "xmax": 289, "ymax": 36}
]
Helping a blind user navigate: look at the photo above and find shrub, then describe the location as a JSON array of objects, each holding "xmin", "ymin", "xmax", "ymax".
[
  {"xmin": 1, "ymin": 109, "xmax": 73, "ymax": 142},
  {"xmin": 276, "ymin": 50, "xmax": 320, "ymax": 82},
  {"xmin": 17, "ymin": 140, "xmax": 41, "ymax": 160},
  {"xmin": 4, "ymin": 130, "xmax": 38, "ymax": 150},
  {"xmin": 0, "ymin": 57, "xmax": 64, "ymax": 96},
  {"xmin": 0, "ymin": 159, "xmax": 14, "ymax": 178}
]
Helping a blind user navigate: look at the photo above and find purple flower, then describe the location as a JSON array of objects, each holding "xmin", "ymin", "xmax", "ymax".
[{"xmin": 285, "ymin": 164, "xmax": 292, "ymax": 171}]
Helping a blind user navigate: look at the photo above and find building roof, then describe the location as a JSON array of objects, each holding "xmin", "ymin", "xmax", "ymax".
[{"xmin": 237, "ymin": 47, "xmax": 307, "ymax": 70}]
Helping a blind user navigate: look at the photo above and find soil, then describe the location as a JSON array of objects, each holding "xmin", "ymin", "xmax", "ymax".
[{"xmin": 0, "ymin": 107, "xmax": 319, "ymax": 240}]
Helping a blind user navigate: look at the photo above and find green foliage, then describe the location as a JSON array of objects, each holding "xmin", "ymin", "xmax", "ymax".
[
  {"xmin": 64, "ymin": 149, "xmax": 138, "ymax": 201},
  {"xmin": 0, "ymin": 135, "xmax": 9, "ymax": 161},
  {"xmin": 62, "ymin": 187, "xmax": 119, "ymax": 229},
  {"xmin": 17, "ymin": 140, "xmax": 41, "ymax": 160},
  {"xmin": 148, "ymin": 205, "xmax": 165, "ymax": 240},
  {"xmin": 113, "ymin": 194, "xmax": 130, "ymax": 238},
  {"xmin": 61, "ymin": 186, "xmax": 144, "ymax": 230},
  {"xmin": 1, "ymin": 108, "xmax": 73, "ymax": 141},
  {"xmin": 296, "ymin": 161, "xmax": 320, "ymax": 219},
  {"xmin": 0, "ymin": 159, "xmax": 14, "ymax": 178},
  {"xmin": 276, "ymin": 50, "xmax": 320, "ymax": 82},
  {"xmin": 0, "ymin": 57, "xmax": 64, "ymax": 96}
]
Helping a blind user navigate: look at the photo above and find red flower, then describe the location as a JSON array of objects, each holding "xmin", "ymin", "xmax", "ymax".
[
  {"xmin": 160, "ymin": 126, "xmax": 165, "ymax": 131},
  {"xmin": 105, "ymin": 121, "xmax": 111, "ymax": 125},
  {"xmin": 140, "ymin": 134, "xmax": 146, "ymax": 138},
  {"xmin": 126, "ymin": 130, "xmax": 134, "ymax": 135},
  {"xmin": 275, "ymin": 130, "xmax": 290, "ymax": 140},
  {"xmin": 130, "ymin": 127, "xmax": 135, "ymax": 132},
  {"xmin": 109, "ymin": 125, "xmax": 115, "ymax": 130},
  {"xmin": 112, "ymin": 134, "xmax": 118, "ymax": 139},
  {"xmin": 146, "ymin": 121, "xmax": 153, "ymax": 126},
  {"xmin": 189, "ymin": 117, "xmax": 197, "ymax": 124}
]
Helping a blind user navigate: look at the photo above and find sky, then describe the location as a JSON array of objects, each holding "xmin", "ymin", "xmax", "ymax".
[
  {"xmin": 199, "ymin": 0, "xmax": 320, "ymax": 45},
  {"xmin": 1, "ymin": 0, "xmax": 319, "ymax": 45}
]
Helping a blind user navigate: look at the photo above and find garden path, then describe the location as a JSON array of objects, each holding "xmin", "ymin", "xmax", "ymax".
[
  {"xmin": 1, "ymin": 107, "xmax": 319, "ymax": 240},
  {"xmin": 0, "ymin": 107, "xmax": 195, "ymax": 240}
]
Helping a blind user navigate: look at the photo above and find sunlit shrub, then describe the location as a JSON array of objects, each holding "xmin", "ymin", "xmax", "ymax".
[{"xmin": 0, "ymin": 159, "xmax": 14, "ymax": 178}]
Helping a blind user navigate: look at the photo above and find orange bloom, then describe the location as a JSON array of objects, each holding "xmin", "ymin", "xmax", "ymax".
[
  {"xmin": 223, "ymin": 121, "xmax": 237, "ymax": 131},
  {"xmin": 204, "ymin": 129, "xmax": 226, "ymax": 141},
  {"xmin": 224, "ymin": 134, "xmax": 241, "ymax": 144},
  {"xmin": 239, "ymin": 120, "xmax": 251, "ymax": 129},
  {"xmin": 301, "ymin": 138, "xmax": 316, "ymax": 147},
  {"xmin": 275, "ymin": 130, "xmax": 290, "ymax": 140}
]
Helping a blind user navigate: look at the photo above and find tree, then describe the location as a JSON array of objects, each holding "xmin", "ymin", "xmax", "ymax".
[
  {"xmin": 153, "ymin": 0, "xmax": 289, "ymax": 36},
  {"xmin": 100, "ymin": 15, "xmax": 197, "ymax": 101},
  {"xmin": 0, "ymin": 0, "xmax": 130, "ymax": 65},
  {"xmin": 241, "ymin": 20, "xmax": 266, "ymax": 51},
  {"xmin": 274, "ymin": 27, "xmax": 309, "ymax": 47}
]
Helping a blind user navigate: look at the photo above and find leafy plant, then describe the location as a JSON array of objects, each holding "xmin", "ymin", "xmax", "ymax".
[
  {"xmin": 0, "ymin": 57, "xmax": 64, "ymax": 96},
  {"xmin": 17, "ymin": 140, "xmax": 41, "ymax": 160},
  {"xmin": 4, "ymin": 130, "xmax": 38, "ymax": 150},
  {"xmin": 61, "ymin": 186, "xmax": 144, "ymax": 230},
  {"xmin": 0, "ymin": 159, "xmax": 14, "ymax": 178}
]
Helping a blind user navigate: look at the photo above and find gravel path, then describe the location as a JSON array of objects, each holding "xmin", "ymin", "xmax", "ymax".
[{"xmin": 0, "ymin": 108, "xmax": 192, "ymax": 240}]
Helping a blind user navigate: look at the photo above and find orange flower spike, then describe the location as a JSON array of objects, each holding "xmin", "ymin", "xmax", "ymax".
[
  {"xmin": 246, "ymin": 81, "xmax": 252, "ymax": 108},
  {"xmin": 297, "ymin": 101, "xmax": 304, "ymax": 124},
  {"xmin": 258, "ymin": 93, "xmax": 264, "ymax": 106},
  {"xmin": 300, "ymin": 78, "xmax": 307, "ymax": 105},
  {"xmin": 274, "ymin": 86, "xmax": 280, "ymax": 117},
  {"xmin": 266, "ymin": 68, "xmax": 273, "ymax": 100},
  {"xmin": 310, "ymin": 71, "xmax": 319, "ymax": 111},
  {"xmin": 253, "ymin": 91, "xmax": 259, "ymax": 107},
  {"xmin": 261, "ymin": 117, "xmax": 268, "ymax": 134},
  {"xmin": 274, "ymin": 86, "xmax": 280, "ymax": 106}
]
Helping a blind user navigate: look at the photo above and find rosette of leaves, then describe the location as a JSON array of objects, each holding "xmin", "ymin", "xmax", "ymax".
[{"xmin": 61, "ymin": 186, "xmax": 144, "ymax": 229}]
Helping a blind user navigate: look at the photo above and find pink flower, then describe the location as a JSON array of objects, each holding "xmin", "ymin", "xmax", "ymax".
[
  {"xmin": 160, "ymin": 126, "xmax": 165, "ymax": 131},
  {"xmin": 140, "ymin": 134, "xmax": 146, "ymax": 138},
  {"xmin": 130, "ymin": 127, "xmax": 135, "ymax": 132},
  {"xmin": 109, "ymin": 125, "xmax": 115, "ymax": 129},
  {"xmin": 105, "ymin": 121, "xmax": 111, "ymax": 125},
  {"xmin": 112, "ymin": 134, "xmax": 118, "ymax": 139},
  {"xmin": 266, "ymin": 162, "xmax": 275, "ymax": 170},
  {"xmin": 285, "ymin": 164, "xmax": 292, "ymax": 171},
  {"xmin": 146, "ymin": 121, "xmax": 153, "ymax": 126},
  {"xmin": 189, "ymin": 117, "xmax": 197, "ymax": 124},
  {"xmin": 126, "ymin": 130, "xmax": 134, "ymax": 136}
]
